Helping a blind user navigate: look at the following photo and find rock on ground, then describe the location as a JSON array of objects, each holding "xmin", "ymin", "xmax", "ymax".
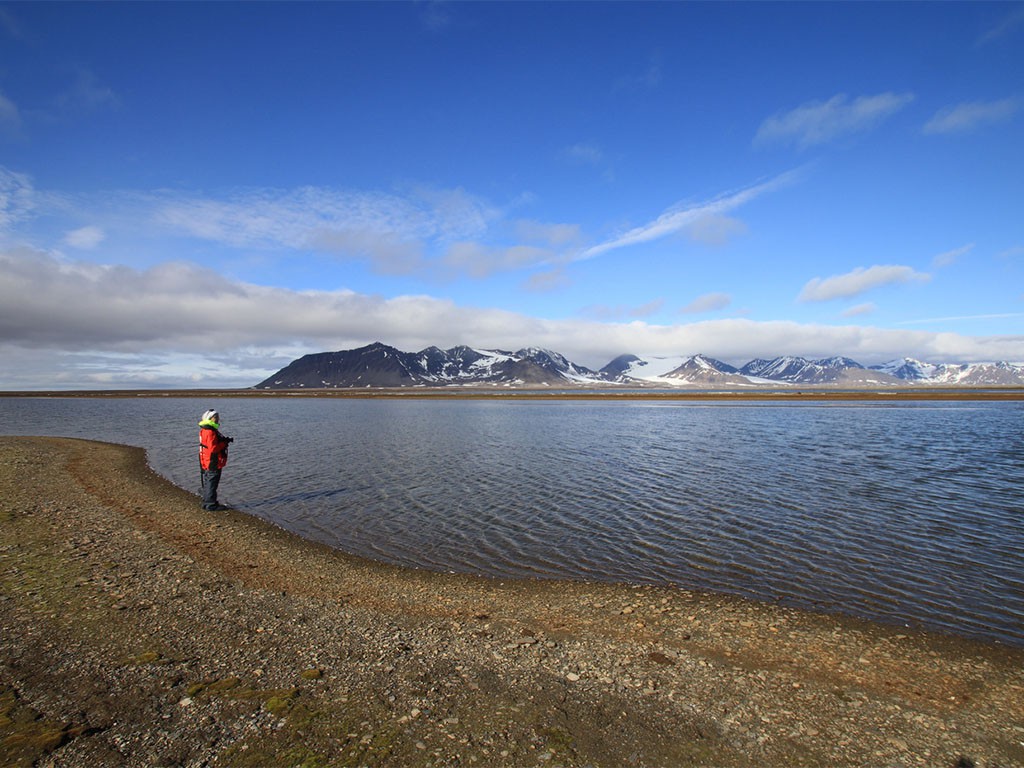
[{"xmin": 1, "ymin": 436, "xmax": 1023, "ymax": 767}]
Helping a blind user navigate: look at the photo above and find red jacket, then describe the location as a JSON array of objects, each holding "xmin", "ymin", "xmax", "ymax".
[{"xmin": 199, "ymin": 426, "xmax": 230, "ymax": 470}]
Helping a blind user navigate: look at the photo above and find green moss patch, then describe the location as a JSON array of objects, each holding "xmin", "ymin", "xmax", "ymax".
[{"xmin": 0, "ymin": 688, "xmax": 87, "ymax": 768}]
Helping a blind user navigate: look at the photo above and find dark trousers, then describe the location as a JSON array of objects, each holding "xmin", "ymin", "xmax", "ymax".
[{"xmin": 201, "ymin": 468, "xmax": 222, "ymax": 509}]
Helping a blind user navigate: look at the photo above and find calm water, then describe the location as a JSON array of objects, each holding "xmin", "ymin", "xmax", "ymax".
[{"xmin": 2, "ymin": 396, "xmax": 1022, "ymax": 647}]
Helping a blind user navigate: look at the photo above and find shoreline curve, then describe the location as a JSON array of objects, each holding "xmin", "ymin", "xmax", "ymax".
[{"xmin": 2, "ymin": 436, "xmax": 1022, "ymax": 767}]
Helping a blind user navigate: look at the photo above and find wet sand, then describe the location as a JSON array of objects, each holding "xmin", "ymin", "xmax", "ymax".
[{"xmin": 1, "ymin": 436, "xmax": 1022, "ymax": 767}]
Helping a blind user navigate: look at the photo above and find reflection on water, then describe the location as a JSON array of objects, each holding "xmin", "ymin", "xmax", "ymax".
[{"xmin": 2, "ymin": 396, "xmax": 1022, "ymax": 647}]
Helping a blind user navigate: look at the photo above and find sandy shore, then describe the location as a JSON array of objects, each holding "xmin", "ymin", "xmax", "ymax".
[{"xmin": 1, "ymin": 437, "xmax": 1022, "ymax": 767}]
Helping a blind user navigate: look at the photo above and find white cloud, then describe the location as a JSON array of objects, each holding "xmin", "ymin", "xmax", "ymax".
[
  {"xmin": 523, "ymin": 267, "xmax": 571, "ymax": 294},
  {"xmin": 612, "ymin": 52, "xmax": 662, "ymax": 92},
  {"xmin": 897, "ymin": 312, "xmax": 1024, "ymax": 326},
  {"xmin": 687, "ymin": 214, "xmax": 748, "ymax": 246},
  {"xmin": 154, "ymin": 187, "xmax": 430, "ymax": 250},
  {"xmin": 4, "ymin": 248, "xmax": 1019, "ymax": 389},
  {"xmin": 577, "ymin": 171, "xmax": 797, "ymax": 261},
  {"xmin": 2, "ymin": 172, "xmax": 776, "ymax": 287},
  {"xmin": 0, "ymin": 7, "xmax": 22, "ymax": 38},
  {"xmin": 55, "ymin": 68, "xmax": 119, "ymax": 113},
  {"xmin": 63, "ymin": 225, "xmax": 105, "ymax": 250},
  {"xmin": 0, "ymin": 90, "xmax": 19, "ymax": 127},
  {"xmin": 799, "ymin": 265, "xmax": 930, "ymax": 302},
  {"xmin": 580, "ymin": 299, "xmax": 665, "ymax": 321},
  {"xmin": 977, "ymin": 6, "xmax": 1024, "ymax": 45},
  {"xmin": 0, "ymin": 167, "xmax": 34, "ymax": 231},
  {"xmin": 150, "ymin": 184, "xmax": 513, "ymax": 279},
  {"xmin": 154, "ymin": 185, "xmax": 497, "ymax": 252},
  {"xmin": 442, "ymin": 241, "xmax": 553, "ymax": 279},
  {"xmin": 932, "ymin": 243, "xmax": 974, "ymax": 268},
  {"xmin": 420, "ymin": 1, "xmax": 454, "ymax": 32},
  {"xmin": 515, "ymin": 220, "xmax": 582, "ymax": 247},
  {"xmin": 565, "ymin": 143, "xmax": 604, "ymax": 165},
  {"xmin": 680, "ymin": 292, "xmax": 731, "ymax": 314},
  {"xmin": 924, "ymin": 99, "xmax": 1018, "ymax": 135},
  {"xmin": 755, "ymin": 92, "xmax": 914, "ymax": 148},
  {"xmin": 842, "ymin": 303, "xmax": 876, "ymax": 318},
  {"xmin": 408, "ymin": 184, "xmax": 500, "ymax": 240},
  {"xmin": 306, "ymin": 228, "xmax": 424, "ymax": 275}
]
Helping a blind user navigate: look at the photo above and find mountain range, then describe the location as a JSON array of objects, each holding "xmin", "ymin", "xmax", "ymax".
[{"xmin": 255, "ymin": 342, "xmax": 1024, "ymax": 389}]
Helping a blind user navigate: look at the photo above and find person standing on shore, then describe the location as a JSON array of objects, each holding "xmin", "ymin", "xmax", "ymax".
[{"xmin": 198, "ymin": 409, "xmax": 232, "ymax": 511}]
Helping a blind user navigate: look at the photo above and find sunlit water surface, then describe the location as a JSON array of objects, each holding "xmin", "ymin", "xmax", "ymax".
[{"xmin": 2, "ymin": 396, "xmax": 1021, "ymax": 647}]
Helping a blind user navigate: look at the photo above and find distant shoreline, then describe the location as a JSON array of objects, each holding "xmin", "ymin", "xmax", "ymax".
[{"xmin": 3, "ymin": 386, "xmax": 1024, "ymax": 400}]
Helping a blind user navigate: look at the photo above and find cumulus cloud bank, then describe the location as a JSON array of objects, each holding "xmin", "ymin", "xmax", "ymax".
[{"xmin": 2, "ymin": 248, "xmax": 1019, "ymax": 389}]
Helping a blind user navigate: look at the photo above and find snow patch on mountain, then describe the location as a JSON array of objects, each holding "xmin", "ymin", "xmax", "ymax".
[
  {"xmin": 256, "ymin": 343, "xmax": 1024, "ymax": 389},
  {"xmin": 601, "ymin": 355, "xmax": 694, "ymax": 384}
]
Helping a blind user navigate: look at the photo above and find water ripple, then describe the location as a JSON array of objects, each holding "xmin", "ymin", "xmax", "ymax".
[{"xmin": 2, "ymin": 397, "xmax": 1022, "ymax": 647}]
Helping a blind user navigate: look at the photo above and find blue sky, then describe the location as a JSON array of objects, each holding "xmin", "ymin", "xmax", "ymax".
[{"xmin": 1, "ymin": 1, "xmax": 1022, "ymax": 389}]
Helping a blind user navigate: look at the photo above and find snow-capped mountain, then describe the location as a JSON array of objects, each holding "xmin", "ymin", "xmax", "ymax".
[
  {"xmin": 603, "ymin": 354, "xmax": 754, "ymax": 387},
  {"xmin": 255, "ymin": 342, "xmax": 601, "ymax": 389},
  {"xmin": 255, "ymin": 343, "xmax": 1024, "ymax": 389},
  {"xmin": 868, "ymin": 358, "xmax": 1024, "ymax": 386},
  {"xmin": 739, "ymin": 356, "xmax": 903, "ymax": 386},
  {"xmin": 600, "ymin": 354, "xmax": 698, "ymax": 384}
]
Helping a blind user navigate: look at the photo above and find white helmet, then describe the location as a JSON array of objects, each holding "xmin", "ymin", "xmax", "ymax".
[{"xmin": 201, "ymin": 409, "xmax": 219, "ymax": 424}]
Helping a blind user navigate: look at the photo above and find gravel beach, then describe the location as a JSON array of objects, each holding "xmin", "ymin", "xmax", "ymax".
[{"xmin": 2, "ymin": 436, "xmax": 1022, "ymax": 767}]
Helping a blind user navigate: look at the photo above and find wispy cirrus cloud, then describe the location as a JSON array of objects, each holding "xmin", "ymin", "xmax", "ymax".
[
  {"xmin": 55, "ymin": 67, "xmax": 119, "ymax": 114},
  {"xmin": 515, "ymin": 219, "xmax": 582, "ymax": 247},
  {"xmin": 680, "ymin": 292, "xmax": 731, "ymax": 314},
  {"xmin": 0, "ymin": 90, "xmax": 19, "ymax": 130},
  {"xmin": 0, "ymin": 6, "xmax": 22, "ymax": 38},
  {"xmin": 686, "ymin": 214, "xmax": 748, "ymax": 247},
  {"xmin": 442, "ymin": 241, "xmax": 554, "ymax": 279},
  {"xmin": 0, "ymin": 167, "xmax": 35, "ymax": 231},
  {"xmin": 977, "ymin": 5, "xmax": 1024, "ymax": 45},
  {"xmin": 612, "ymin": 51, "xmax": 663, "ymax": 93},
  {"xmin": 932, "ymin": 243, "xmax": 975, "ymax": 268},
  {"xmin": 419, "ymin": 0, "xmax": 455, "ymax": 32},
  {"xmin": 580, "ymin": 299, "xmax": 665, "ymax": 321},
  {"xmin": 755, "ymin": 92, "xmax": 914, "ymax": 149},
  {"xmin": 923, "ymin": 98, "xmax": 1018, "ymax": 135},
  {"xmin": 63, "ymin": 225, "xmax": 105, "ymax": 250},
  {"xmin": 576, "ymin": 170, "xmax": 798, "ymax": 262},
  {"xmin": 564, "ymin": 143, "xmax": 604, "ymax": 165},
  {"xmin": 842, "ymin": 302, "xmax": 876, "ymax": 318},
  {"xmin": 799, "ymin": 265, "xmax": 930, "ymax": 302},
  {"xmin": 523, "ymin": 267, "xmax": 571, "ymax": 294},
  {"xmin": 897, "ymin": 312, "xmax": 1024, "ymax": 326},
  {"xmin": 154, "ymin": 185, "xmax": 497, "ymax": 252},
  {"xmin": 152, "ymin": 184, "xmax": 506, "ymax": 277},
  {"xmin": 562, "ymin": 141, "xmax": 616, "ymax": 183},
  {"xmin": 2, "ymin": 169, "xmax": 586, "ymax": 283}
]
